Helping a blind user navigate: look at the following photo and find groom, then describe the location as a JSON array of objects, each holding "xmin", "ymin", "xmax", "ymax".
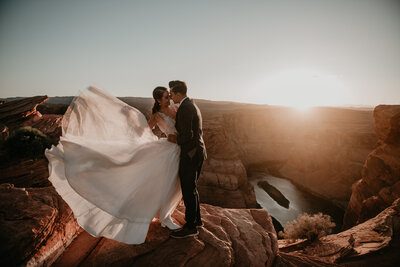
[{"xmin": 168, "ymin": 80, "xmax": 207, "ymax": 238}]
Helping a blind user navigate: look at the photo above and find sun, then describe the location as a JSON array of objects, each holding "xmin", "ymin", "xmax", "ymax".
[
  {"xmin": 292, "ymin": 103, "xmax": 312, "ymax": 111},
  {"xmin": 255, "ymin": 69, "xmax": 349, "ymax": 108}
]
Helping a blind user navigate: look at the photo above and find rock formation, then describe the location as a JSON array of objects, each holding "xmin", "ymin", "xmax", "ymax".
[
  {"xmin": 0, "ymin": 158, "xmax": 52, "ymax": 188},
  {"xmin": 55, "ymin": 203, "xmax": 278, "ymax": 267},
  {"xmin": 278, "ymin": 198, "xmax": 400, "ymax": 266},
  {"xmin": 258, "ymin": 180, "xmax": 290, "ymax": 209},
  {"xmin": 343, "ymin": 105, "xmax": 400, "ymax": 229},
  {"xmin": 0, "ymin": 97, "xmax": 79, "ymax": 266},
  {"xmin": 0, "ymin": 184, "xmax": 80, "ymax": 266},
  {"xmin": 199, "ymin": 116, "xmax": 258, "ymax": 208},
  {"xmin": 0, "ymin": 96, "xmax": 48, "ymax": 131},
  {"xmin": 0, "ymin": 95, "xmax": 63, "ymax": 142}
]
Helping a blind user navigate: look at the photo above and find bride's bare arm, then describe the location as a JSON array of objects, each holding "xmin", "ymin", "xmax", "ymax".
[{"xmin": 148, "ymin": 114, "xmax": 158, "ymax": 129}]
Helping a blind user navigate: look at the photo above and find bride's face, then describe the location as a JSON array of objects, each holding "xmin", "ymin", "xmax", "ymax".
[{"xmin": 158, "ymin": 91, "xmax": 170, "ymax": 108}]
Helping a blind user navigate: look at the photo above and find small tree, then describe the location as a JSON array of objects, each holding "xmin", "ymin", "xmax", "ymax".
[
  {"xmin": 4, "ymin": 126, "xmax": 52, "ymax": 159},
  {"xmin": 279, "ymin": 212, "xmax": 336, "ymax": 243}
]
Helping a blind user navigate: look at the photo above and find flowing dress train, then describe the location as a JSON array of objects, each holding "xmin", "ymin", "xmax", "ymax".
[{"xmin": 45, "ymin": 86, "xmax": 182, "ymax": 244}]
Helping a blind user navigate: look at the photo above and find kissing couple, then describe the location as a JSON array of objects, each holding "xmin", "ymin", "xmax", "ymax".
[{"xmin": 45, "ymin": 80, "xmax": 207, "ymax": 244}]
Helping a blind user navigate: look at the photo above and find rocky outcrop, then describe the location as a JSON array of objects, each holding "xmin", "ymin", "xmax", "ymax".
[
  {"xmin": 199, "ymin": 116, "xmax": 258, "ymax": 208},
  {"xmin": 0, "ymin": 96, "xmax": 63, "ymax": 142},
  {"xmin": 0, "ymin": 158, "xmax": 51, "ymax": 188},
  {"xmin": 37, "ymin": 103, "xmax": 68, "ymax": 115},
  {"xmin": 55, "ymin": 203, "xmax": 278, "ymax": 267},
  {"xmin": 223, "ymin": 106, "xmax": 376, "ymax": 208},
  {"xmin": 0, "ymin": 96, "xmax": 79, "ymax": 266},
  {"xmin": 343, "ymin": 105, "xmax": 400, "ymax": 229},
  {"xmin": 0, "ymin": 95, "xmax": 48, "ymax": 131},
  {"xmin": 278, "ymin": 198, "xmax": 400, "ymax": 266},
  {"xmin": 25, "ymin": 114, "xmax": 63, "ymax": 141},
  {"xmin": 0, "ymin": 184, "xmax": 80, "ymax": 266}
]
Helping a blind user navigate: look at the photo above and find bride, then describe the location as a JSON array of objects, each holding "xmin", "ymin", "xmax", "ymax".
[{"xmin": 45, "ymin": 86, "xmax": 182, "ymax": 244}]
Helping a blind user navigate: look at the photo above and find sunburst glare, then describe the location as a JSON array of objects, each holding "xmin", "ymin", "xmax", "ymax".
[{"xmin": 256, "ymin": 69, "xmax": 350, "ymax": 108}]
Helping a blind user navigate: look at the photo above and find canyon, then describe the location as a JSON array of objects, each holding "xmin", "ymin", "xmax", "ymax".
[{"xmin": 1, "ymin": 95, "xmax": 398, "ymax": 266}]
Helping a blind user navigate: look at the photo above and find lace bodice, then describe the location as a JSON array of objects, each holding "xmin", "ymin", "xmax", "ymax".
[{"xmin": 157, "ymin": 112, "xmax": 177, "ymax": 136}]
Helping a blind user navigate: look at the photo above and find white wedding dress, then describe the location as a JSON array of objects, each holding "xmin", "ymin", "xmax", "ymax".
[{"xmin": 45, "ymin": 86, "xmax": 182, "ymax": 244}]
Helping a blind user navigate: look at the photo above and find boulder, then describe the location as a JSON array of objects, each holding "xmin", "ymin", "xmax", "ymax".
[{"xmin": 0, "ymin": 184, "xmax": 80, "ymax": 266}]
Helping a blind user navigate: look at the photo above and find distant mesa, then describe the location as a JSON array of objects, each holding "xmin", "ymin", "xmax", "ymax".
[{"xmin": 257, "ymin": 180, "xmax": 290, "ymax": 209}]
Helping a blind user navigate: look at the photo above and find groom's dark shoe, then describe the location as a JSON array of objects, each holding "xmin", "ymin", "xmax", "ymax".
[{"xmin": 170, "ymin": 225, "xmax": 198, "ymax": 239}]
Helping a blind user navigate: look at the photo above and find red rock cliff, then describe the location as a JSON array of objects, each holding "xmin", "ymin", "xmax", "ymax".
[{"xmin": 343, "ymin": 105, "xmax": 400, "ymax": 229}]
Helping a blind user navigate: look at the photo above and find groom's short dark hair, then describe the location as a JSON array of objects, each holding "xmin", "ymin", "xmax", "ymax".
[
  {"xmin": 168, "ymin": 80, "xmax": 179, "ymax": 88},
  {"xmin": 169, "ymin": 80, "xmax": 187, "ymax": 95}
]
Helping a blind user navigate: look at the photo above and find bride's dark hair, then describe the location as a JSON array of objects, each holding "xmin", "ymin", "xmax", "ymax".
[{"xmin": 152, "ymin": 86, "xmax": 167, "ymax": 114}]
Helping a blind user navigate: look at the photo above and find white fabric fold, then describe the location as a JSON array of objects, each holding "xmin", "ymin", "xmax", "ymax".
[{"xmin": 45, "ymin": 86, "xmax": 182, "ymax": 244}]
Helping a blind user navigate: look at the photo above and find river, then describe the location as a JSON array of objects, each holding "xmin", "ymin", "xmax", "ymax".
[{"xmin": 249, "ymin": 172, "xmax": 344, "ymax": 232}]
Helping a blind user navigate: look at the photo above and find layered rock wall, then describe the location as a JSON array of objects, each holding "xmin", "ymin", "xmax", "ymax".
[
  {"xmin": 343, "ymin": 105, "xmax": 400, "ymax": 229},
  {"xmin": 199, "ymin": 116, "xmax": 258, "ymax": 208},
  {"xmin": 0, "ymin": 184, "xmax": 80, "ymax": 266},
  {"xmin": 0, "ymin": 96, "xmax": 48, "ymax": 131}
]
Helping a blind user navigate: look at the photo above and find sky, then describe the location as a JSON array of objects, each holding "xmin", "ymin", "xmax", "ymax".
[{"xmin": 0, "ymin": 0, "xmax": 399, "ymax": 107}]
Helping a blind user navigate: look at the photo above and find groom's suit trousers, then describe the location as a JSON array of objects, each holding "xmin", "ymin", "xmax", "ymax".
[{"xmin": 179, "ymin": 152, "xmax": 203, "ymax": 228}]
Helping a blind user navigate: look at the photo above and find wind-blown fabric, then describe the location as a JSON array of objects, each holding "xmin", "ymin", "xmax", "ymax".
[{"xmin": 45, "ymin": 87, "xmax": 181, "ymax": 244}]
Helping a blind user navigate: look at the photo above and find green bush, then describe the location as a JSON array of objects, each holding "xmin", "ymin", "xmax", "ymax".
[
  {"xmin": 279, "ymin": 212, "xmax": 336, "ymax": 243},
  {"xmin": 4, "ymin": 126, "xmax": 53, "ymax": 159}
]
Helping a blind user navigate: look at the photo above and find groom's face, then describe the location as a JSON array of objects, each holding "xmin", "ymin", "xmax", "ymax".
[{"xmin": 169, "ymin": 90, "xmax": 180, "ymax": 104}]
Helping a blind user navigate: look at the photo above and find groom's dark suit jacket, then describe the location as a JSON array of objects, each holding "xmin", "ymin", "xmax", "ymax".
[{"xmin": 175, "ymin": 98, "xmax": 207, "ymax": 162}]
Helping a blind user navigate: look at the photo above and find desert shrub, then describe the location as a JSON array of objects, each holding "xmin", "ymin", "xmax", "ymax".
[
  {"xmin": 279, "ymin": 212, "xmax": 336, "ymax": 243},
  {"xmin": 4, "ymin": 126, "xmax": 52, "ymax": 159}
]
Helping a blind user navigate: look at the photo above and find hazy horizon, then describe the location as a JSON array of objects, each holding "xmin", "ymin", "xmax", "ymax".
[
  {"xmin": 1, "ymin": 0, "xmax": 399, "ymax": 108},
  {"xmin": 0, "ymin": 93, "xmax": 377, "ymax": 109}
]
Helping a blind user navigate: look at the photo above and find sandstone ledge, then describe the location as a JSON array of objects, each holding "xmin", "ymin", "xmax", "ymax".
[{"xmin": 56, "ymin": 204, "xmax": 278, "ymax": 267}]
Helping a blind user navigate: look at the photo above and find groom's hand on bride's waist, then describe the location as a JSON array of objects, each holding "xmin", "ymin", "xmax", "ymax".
[{"xmin": 167, "ymin": 134, "xmax": 177, "ymax": 143}]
